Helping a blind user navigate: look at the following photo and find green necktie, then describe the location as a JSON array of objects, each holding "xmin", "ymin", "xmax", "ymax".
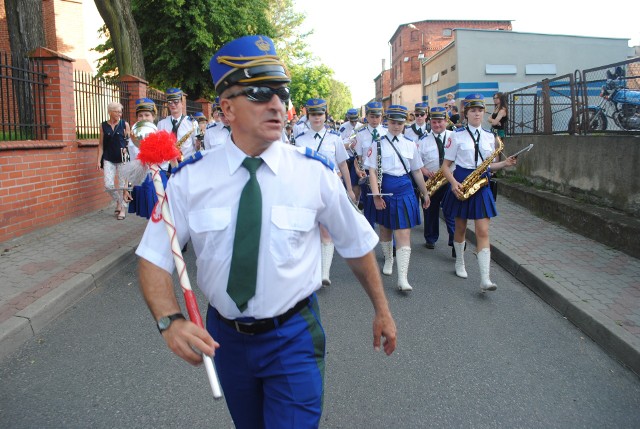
[
  {"xmin": 372, "ymin": 129, "xmax": 379, "ymax": 141},
  {"xmin": 227, "ymin": 157, "xmax": 263, "ymax": 312},
  {"xmin": 435, "ymin": 134, "xmax": 445, "ymax": 165}
]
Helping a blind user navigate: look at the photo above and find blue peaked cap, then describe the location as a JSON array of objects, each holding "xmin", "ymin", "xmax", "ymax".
[{"xmin": 209, "ymin": 35, "xmax": 290, "ymax": 94}]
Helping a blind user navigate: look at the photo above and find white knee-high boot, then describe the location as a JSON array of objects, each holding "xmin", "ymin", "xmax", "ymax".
[
  {"xmin": 396, "ymin": 246, "xmax": 412, "ymax": 291},
  {"xmin": 477, "ymin": 248, "xmax": 497, "ymax": 291},
  {"xmin": 381, "ymin": 241, "xmax": 394, "ymax": 276},
  {"xmin": 321, "ymin": 242, "xmax": 334, "ymax": 286},
  {"xmin": 453, "ymin": 241, "xmax": 468, "ymax": 278}
]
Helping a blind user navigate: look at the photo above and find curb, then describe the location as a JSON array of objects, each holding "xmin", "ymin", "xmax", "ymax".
[
  {"xmin": 465, "ymin": 228, "xmax": 640, "ymax": 377},
  {"xmin": 0, "ymin": 239, "xmax": 139, "ymax": 362}
]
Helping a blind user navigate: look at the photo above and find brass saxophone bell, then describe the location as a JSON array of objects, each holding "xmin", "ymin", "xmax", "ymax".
[{"xmin": 131, "ymin": 121, "xmax": 158, "ymax": 144}]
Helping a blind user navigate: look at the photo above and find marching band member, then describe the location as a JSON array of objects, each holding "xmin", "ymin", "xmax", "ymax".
[
  {"xmin": 404, "ymin": 102, "xmax": 430, "ymax": 142},
  {"xmin": 157, "ymin": 88, "xmax": 197, "ymax": 162},
  {"xmin": 203, "ymin": 103, "xmax": 232, "ymax": 150},
  {"xmin": 210, "ymin": 97, "xmax": 221, "ymax": 124},
  {"xmin": 365, "ymin": 105, "xmax": 430, "ymax": 291},
  {"xmin": 417, "ymin": 107, "xmax": 456, "ymax": 252},
  {"xmin": 295, "ymin": 98, "xmax": 356, "ymax": 286},
  {"xmin": 340, "ymin": 108, "xmax": 363, "ymax": 198},
  {"xmin": 441, "ymin": 94, "xmax": 516, "ymax": 292},
  {"xmin": 125, "ymin": 98, "xmax": 167, "ymax": 219},
  {"xmin": 352, "ymin": 101, "xmax": 387, "ymax": 223},
  {"xmin": 192, "ymin": 112, "xmax": 207, "ymax": 151},
  {"xmin": 293, "ymin": 106, "xmax": 309, "ymax": 136},
  {"xmin": 137, "ymin": 35, "xmax": 396, "ymax": 428}
]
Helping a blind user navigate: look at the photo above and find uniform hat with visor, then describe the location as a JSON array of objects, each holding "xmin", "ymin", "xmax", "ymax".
[
  {"xmin": 464, "ymin": 93, "xmax": 485, "ymax": 110},
  {"xmin": 346, "ymin": 108, "xmax": 359, "ymax": 121},
  {"xmin": 429, "ymin": 106, "xmax": 447, "ymax": 119},
  {"xmin": 135, "ymin": 97, "xmax": 157, "ymax": 115},
  {"xmin": 365, "ymin": 101, "xmax": 383, "ymax": 116},
  {"xmin": 166, "ymin": 88, "xmax": 183, "ymax": 102},
  {"xmin": 386, "ymin": 105, "xmax": 408, "ymax": 121},
  {"xmin": 209, "ymin": 35, "xmax": 291, "ymax": 95},
  {"xmin": 414, "ymin": 102, "xmax": 429, "ymax": 113},
  {"xmin": 306, "ymin": 98, "xmax": 327, "ymax": 114}
]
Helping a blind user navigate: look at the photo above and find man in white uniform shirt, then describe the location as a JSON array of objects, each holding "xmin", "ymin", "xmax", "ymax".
[
  {"xmin": 417, "ymin": 107, "xmax": 456, "ymax": 252},
  {"xmin": 404, "ymin": 102, "xmax": 430, "ymax": 142},
  {"xmin": 136, "ymin": 35, "xmax": 396, "ymax": 429},
  {"xmin": 203, "ymin": 104, "xmax": 232, "ymax": 150},
  {"xmin": 156, "ymin": 88, "xmax": 197, "ymax": 164}
]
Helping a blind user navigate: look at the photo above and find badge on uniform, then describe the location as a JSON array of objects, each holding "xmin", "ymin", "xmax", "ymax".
[
  {"xmin": 367, "ymin": 147, "xmax": 372, "ymax": 157},
  {"xmin": 445, "ymin": 137, "xmax": 452, "ymax": 149},
  {"xmin": 151, "ymin": 200, "xmax": 163, "ymax": 223}
]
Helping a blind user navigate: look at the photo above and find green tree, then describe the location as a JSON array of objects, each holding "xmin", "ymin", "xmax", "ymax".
[
  {"xmin": 266, "ymin": 0, "xmax": 313, "ymax": 66},
  {"xmin": 288, "ymin": 64, "xmax": 352, "ymax": 120},
  {"xmin": 325, "ymin": 79, "xmax": 352, "ymax": 120}
]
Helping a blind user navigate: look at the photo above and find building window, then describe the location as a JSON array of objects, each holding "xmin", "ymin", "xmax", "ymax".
[
  {"xmin": 441, "ymin": 69, "xmax": 448, "ymax": 76},
  {"xmin": 451, "ymin": 65, "xmax": 456, "ymax": 71},
  {"xmin": 398, "ymin": 36, "xmax": 402, "ymax": 47},
  {"xmin": 442, "ymin": 28, "xmax": 452, "ymax": 37},
  {"xmin": 411, "ymin": 31, "xmax": 419, "ymax": 41},
  {"xmin": 412, "ymin": 57, "xmax": 419, "ymax": 71}
]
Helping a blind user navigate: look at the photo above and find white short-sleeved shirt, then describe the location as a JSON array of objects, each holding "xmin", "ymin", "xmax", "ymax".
[
  {"xmin": 444, "ymin": 125, "xmax": 496, "ymax": 169},
  {"xmin": 203, "ymin": 123, "xmax": 231, "ymax": 150},
  {"xmin": 339, "ymin": 121, "xmax": 363, "ymax": 141},
  {"xmin": 354, "ymin": 125, "xmax": 387, "ymax": 158},
  {"xmin": 417, "ymin": 130, "xmax": 450, "ymax": 173},
  {"xmin": 295, "ymin": 129, "xmax": 349, "ymax": 171},
  {"xmin": 157, "ymin": 115, "xmax": 197, "ymax": 160},
  {"xmin": 293, "ymin": 116, "xmax": 309, "ymax": 137},
  {"xmin": 136, "ymin": 140, "xmax": 378, "ymax": 320},
  {"xmin": 404, "ymin": 123, "xmax": 428, "ymax": 143},
  {"xmin": 363, "ymin": 133, "xmax": 423, "ymax": 176}
]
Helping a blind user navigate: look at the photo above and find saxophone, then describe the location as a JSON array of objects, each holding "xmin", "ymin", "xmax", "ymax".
[
  {"xmin": 425, "ymin": 168, "xmax": 447, "ymax": 197},
  {"xmin": 457, "ymin": 136, "xmax": 503, "ymax": 201}
]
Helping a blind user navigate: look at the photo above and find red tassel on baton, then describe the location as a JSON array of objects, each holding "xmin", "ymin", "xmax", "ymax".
[{"xmin": 138, "ymin": 130, "xmax": 223, "ymax": 400}]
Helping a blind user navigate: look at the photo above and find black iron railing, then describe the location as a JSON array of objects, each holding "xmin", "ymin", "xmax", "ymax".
[
  {"xmin": 0, "ymin": 52, "xmax": 47, "ymax": 141},
  {"xmin": 73, "ymin": 71, "xmax": 130, "ymax": 139}
]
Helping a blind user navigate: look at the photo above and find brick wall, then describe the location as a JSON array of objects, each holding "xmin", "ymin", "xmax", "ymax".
[
  {"xmin": 0, "ymin": 47, "xmax": 111, "ymax": 242},
  {"xmin": 390, "ymin": 20, "xmax": 512, "ymax": 92}
]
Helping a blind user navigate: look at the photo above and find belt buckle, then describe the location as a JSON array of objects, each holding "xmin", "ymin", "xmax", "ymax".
[{"xmin": 234, "ymin": 321, "xmax": 255, "ymax": 336}]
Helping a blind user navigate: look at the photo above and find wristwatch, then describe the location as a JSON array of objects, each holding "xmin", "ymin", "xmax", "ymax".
[{"xmin": 157, "ymin": 313, "xmax": 185, "ymax": 334}]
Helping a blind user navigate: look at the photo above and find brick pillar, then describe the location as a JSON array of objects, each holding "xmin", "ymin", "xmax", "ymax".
[
  {"xmin": 197, "ymin": 98, "xmax": 212, "ymax": 119},
  {"xmin": 29, "ymin": 47, "xmax": 75, "ymax": 142},
  {"xmin": 120, "ymin": 74, "xmax": 149, "ymax": 125},
  {"xmin": 181, "ymin": 92, "xmax": 188, "ymax": 116}
]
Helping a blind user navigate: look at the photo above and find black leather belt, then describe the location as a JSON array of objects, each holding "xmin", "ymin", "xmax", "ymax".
[{"xmin": 217, "ymin": 297, "xmax": 310, "ymax": 335}]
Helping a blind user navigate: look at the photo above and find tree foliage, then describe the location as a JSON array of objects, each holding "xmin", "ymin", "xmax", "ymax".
[{"xmin": 92, "ymin": 0, "xmax": 352, "ymax": 113}]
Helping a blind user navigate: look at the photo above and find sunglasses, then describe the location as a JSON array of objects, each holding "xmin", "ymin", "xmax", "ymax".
[
  {"xmin": 167, "ymin": 100, "xmax": 181, "ymax": 105},
  {"xmin": 415, "ymin": 112, "xmax": 426, "ymax": 117},
  {"xmin": 226, "ymin": 86, "xmax": 290, "ymax": 103}
]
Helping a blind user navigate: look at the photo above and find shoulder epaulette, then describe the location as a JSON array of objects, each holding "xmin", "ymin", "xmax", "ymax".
[
  {"xmin": 454, "ymin": 127, "xmax": 466, "ymax": 132},
  {"xmin": 171, "ymin": 151, "xmax": 204, "ymax": 175},
  {"xmin": 481, "ymin": 127, "xmax": 492, "ymax": 133},
  {"xmin": 205, "ymin": 123, "xmax": 217, "ymax": 130},
  {"xmin": 294, "ymin": 131, "xmax": 306, "ymax": 139},
  {"xmin": 339, "ymin": 126, "xmax": 346, "ymax": 132},
  {"xmin": 382, "ymin": 125, "xmax": 388, "ymax": 129},
  {"xmin": 357, "ymin": 127, "xmax": 367, "ymax": 133},
  {"xmin": 329, "ymin": 130, "xmax": 340, "ymax": 136},
  {"xmin": 297, "ymin": 146, "xmax": 335, "ymax": 170}
]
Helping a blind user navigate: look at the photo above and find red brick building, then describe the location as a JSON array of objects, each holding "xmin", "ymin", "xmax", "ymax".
[{"xmin": 382, "ymin": 20, "xmax": 512, "ymax": 108}]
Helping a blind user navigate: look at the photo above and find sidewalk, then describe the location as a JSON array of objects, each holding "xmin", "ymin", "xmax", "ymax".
[
  {"xmin": 1, "ymin": 198, "xmax": 639, "ymax": 376},
  {"xmin": 0, "ymin": 208, "xmax": 147, "ymax": 360}
]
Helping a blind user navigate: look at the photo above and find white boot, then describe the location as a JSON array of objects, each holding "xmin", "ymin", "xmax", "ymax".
[
  {"xmin": 381, "ymin": 241, "xmax": 394, "ymax": 276},
  {"xmin": 453, "ymin": 241, "xmax": 468, "ymax": 279},
  {"xmin": 477, "ymin": 248, "xmax": 497, "ymax": 292},
  {"xmin": 321, "ymin": 242, "xmax": 334, "ymax": 286},
  {"xmin": 396, "ymin": 247, "xmax": 413, "ymax": 291}
]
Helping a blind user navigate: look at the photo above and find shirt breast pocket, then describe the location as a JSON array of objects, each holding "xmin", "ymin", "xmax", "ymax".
[
  {"xmin": 188, "ymin": 207, "xmax": 231, "ymax": 261},
  {"xmin": 270, "ymin": 206, "xmax": 317, "ymax": 265}
]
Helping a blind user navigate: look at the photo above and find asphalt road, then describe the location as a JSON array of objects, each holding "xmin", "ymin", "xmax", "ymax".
[{"xmin": 1, "ymin": 230, "xmax": 639, "ymax": 428}]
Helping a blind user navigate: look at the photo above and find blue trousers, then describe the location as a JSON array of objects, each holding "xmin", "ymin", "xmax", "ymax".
[
  {"xmin": 423, "ymin": 182, "xmax": 455, "ymax": 246},
  {"xmin": 207, "ymin": 295, "xmax": 325, "ymax": 429}
]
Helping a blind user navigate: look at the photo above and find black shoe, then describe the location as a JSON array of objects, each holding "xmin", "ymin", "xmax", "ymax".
[
  {"xmin": 392, "ymin": 247, "xmax": 396, "ymax": 257},
  {"xmin": 425, "ymin": 242, "xmax": 435, "ymax": 249},
  {"xmin": 451, "ymin": 247, "xmax": 456, "ymax": 258}
]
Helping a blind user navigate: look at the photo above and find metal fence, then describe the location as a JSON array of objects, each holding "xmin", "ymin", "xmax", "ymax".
[
  {"xmin": 73, "ymin": 71, "xmax": 131, "ymax": 139},
  {"xmin": 0, "ymin": 52, "xmax": 47, "ymax": 141},
  {"xmin": 185, "ymin": 99, "xmax": 201, "ymax": 117},
  {"xmin": 506, "ymin": 56, "xmax": 640, "ymax": 135},
  {"xmin": 146, "ymin": 87, "xmax": 168, "ymax": 120}
]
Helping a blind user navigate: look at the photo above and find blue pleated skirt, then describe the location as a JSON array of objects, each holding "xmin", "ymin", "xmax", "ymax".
[
  {"xmin": 442, "ymin": 167, "xmax": 498, "ymax": 219},
  {"xmin": 364, "ymin": 173, "xmax": 421, "ymax": 229},
  {"xmin": 128, "ymin": 171, "xmax": 168, "ymax": 219}
]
